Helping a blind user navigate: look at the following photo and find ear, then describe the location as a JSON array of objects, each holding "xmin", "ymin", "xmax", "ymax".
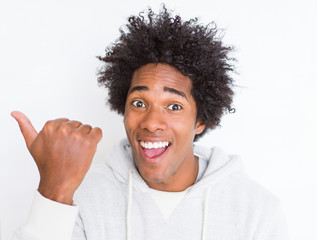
[{"xmin": 195, "ymin": 120, "xmax": 205, "ymax": 135}]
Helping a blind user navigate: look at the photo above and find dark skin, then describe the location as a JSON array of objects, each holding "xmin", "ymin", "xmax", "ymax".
[
  {"xmin": 11, "ymin": 111, "xmax": 103, "ymax": 205},
  {"xmin": 12, "ymin": 63, "xmax": 205, "ymax": 204},
  {"xmin": 124, "ymin": 63, "xmax": 205, "ymax": 191}
]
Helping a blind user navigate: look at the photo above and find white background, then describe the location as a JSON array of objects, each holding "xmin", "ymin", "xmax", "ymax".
[{"xmin": 0, "ymin": 0, "xmax": 316, "ymax": 239}]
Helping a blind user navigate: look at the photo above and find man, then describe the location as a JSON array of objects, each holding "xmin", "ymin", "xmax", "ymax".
[{"xmin": 13, "ymin": 6, "xmax": 288, "ymax": 240}]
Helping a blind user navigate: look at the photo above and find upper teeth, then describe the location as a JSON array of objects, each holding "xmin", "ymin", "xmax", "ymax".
[{"xmin": 140, "ymin": 141, "xmax": 170, "ymax": 149}]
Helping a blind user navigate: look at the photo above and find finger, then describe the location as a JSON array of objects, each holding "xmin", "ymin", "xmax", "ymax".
[
  {"xmin": 11, "ymin": 111, "xmax": 38, "ymax": 150},
  {"xmin": 53, "ymin": 118, "xmax": 70, "ymax": 124},
  {"xmin": 43, "ymin": 118, "xmax": 70, "ymax": 133},
  {"xmin": 89, "ymin": 127, "xmax": 103, "ymax": 143},
  {"xmin": 77, "ymin": 124, "xmax": 92, "ymax": 134},
  {"xmin": 44, "ymin": 118, "xmax": 70, "ymax": 129},
  {"xmin": 67, "ymin": 120, "xmax": 82, "ymax": 129}
]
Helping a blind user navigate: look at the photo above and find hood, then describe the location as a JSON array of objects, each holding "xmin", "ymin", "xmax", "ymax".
[{"xmin": 105, "ymin": 138, "xmax": 243, "ymax": 193}]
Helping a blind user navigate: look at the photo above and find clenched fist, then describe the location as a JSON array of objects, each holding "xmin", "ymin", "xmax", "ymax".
[{"xmin": 11, "ymin": 111, "xmax": 103, "ymax": 205}]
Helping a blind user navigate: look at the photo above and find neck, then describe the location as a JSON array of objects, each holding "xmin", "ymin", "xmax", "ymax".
[{"xmin": 145, "ymin": 156, "xmax": 199, "ymax": 192}]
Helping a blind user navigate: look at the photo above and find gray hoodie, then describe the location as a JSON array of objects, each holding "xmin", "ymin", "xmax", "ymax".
[{"xmin": 14, "ymin": 139, "xmax": 289, "ymax": 240}]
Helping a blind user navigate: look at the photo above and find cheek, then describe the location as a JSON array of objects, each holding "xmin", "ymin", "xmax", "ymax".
[
  {"xmin": 170, "ymin": 115, "xmax": 197, "ymax": 139},
  {"xmin": 124, "ymin": 110, "xmax": 141, "ymax": 138},
  {"xmin": 124, "ymin": 112, "xmax": 133, "ymax": 135}
]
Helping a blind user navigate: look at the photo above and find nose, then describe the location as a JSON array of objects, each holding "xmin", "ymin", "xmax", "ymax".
[{"xmin": 139, "ymin": 107, "xmax": 167, "ymax": 133}]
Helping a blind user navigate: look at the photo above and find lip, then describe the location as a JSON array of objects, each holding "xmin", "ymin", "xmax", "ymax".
[{"xmin": 138, "ymin": 140, "xmax": 171, "ymax": 165}]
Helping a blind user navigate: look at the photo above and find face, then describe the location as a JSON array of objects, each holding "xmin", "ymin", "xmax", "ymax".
[{"xmin": 124, "ymin": 63, "xmax": 205, "ymax": 191}]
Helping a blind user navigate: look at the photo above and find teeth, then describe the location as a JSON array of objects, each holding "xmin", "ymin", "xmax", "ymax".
[{"xmin": 140, "ymin": 141, "xmax": 170, "ymax": 149}]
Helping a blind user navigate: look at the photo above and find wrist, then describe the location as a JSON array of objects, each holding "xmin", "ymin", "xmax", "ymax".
[{"xmin": 38, "ymin": 183, "xmax": 75, "ymax": 205}]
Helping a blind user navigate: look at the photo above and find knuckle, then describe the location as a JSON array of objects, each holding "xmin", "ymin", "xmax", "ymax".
[
  {"xmin": 43, "ymin": 120, "xmax": 55, "ymax": 131},
  {"xmin": 44, "ymin": 120, "xmax": 53, "ymax": 127},
  {"xmin": 82, "ymin": 139, "xmax": 92, "ymax": 148},
  {"xmin": 70, "ymin": 131, "xmax": 82, "ymax": 141},
  {"xmin": 59, "ymin": 122, "xmax": 71, "ymax": 134}
]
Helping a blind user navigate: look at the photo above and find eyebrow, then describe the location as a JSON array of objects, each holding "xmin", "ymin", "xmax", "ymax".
[
  {"xmin": 163, "ymin": 87, "xmax": 187, "ymax": 100},
  {"xmin": 128, "ymin": 86, "xmax": 149, "ymax": 94},
  {"xmin": 128, "ymin": 85, "xmax": 188, "ymax": 100}
]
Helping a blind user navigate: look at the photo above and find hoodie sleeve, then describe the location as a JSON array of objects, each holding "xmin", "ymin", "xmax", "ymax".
[
  {"xmin": 253, "ymin": 199, "xmax": 289, "ymax": 240},
  {"xmin": 12, "ymin": 191, "xmax": 82, "ymax": 240}
]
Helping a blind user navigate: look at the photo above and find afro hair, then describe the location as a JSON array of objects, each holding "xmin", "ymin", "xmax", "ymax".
[{"xmin": 97, "ymin": 5, "xmax": 235, "ymax": 140}]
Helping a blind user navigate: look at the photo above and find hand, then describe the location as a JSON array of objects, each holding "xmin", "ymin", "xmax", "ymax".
[{"xmin": 11, "ymin": 111, "xmax": 103, "ymax": 205}]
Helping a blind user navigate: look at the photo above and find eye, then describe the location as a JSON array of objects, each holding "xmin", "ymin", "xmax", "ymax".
[
  {"xmin": 131, "ymin": 100, "xmax": 146, "ymax": 108},
  {"xmin": 167, "ymin": 104, "xmax": 182, "ymax": 111}
]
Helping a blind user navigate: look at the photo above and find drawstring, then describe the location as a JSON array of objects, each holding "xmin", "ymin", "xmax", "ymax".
[
  {"xmin": 126, "ymin": 168, "xmax": 133, "ymax": 240},
  {"xmin": 126, "ymin": 168, "xmax": 211, "ymax": 240},
  {"xmin": 202, "ymin": 186, "xmax": 211, "ymax": 240}
]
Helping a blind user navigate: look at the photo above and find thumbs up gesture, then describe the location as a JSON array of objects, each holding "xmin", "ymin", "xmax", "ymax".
[{"xmin": 11, "ymin": 111, "xmax": 103, "ymax": 205}]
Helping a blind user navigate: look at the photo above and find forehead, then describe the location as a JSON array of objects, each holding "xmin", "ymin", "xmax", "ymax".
[{"xmin": 130, "ymin": 63, "xmax": 193, "ymax": 93}]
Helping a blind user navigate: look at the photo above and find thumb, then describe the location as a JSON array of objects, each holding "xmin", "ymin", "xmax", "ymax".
[{"xmin": 11, "ymin": 111, "xmax": 38, "ymax": 150}]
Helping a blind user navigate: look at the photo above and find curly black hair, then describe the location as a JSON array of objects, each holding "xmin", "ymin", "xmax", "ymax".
[{"xmin": 97, "ymin": 6, "xmax": 235, "ymax": 140}]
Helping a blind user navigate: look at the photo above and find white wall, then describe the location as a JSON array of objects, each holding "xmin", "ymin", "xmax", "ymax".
[{"xmin": 0, "ymin": 0, "xmax": 316, "ymax": 239}]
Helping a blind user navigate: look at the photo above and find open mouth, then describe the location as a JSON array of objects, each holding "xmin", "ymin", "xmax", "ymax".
[{"xmin": 139, "ymin": 140, "xmax": 170, "ymax": 159}]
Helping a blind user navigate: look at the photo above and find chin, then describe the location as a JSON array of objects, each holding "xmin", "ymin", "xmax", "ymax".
[{"xmin": 138, "ymin": 167, "xmax": 170, "ymax": 184}]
